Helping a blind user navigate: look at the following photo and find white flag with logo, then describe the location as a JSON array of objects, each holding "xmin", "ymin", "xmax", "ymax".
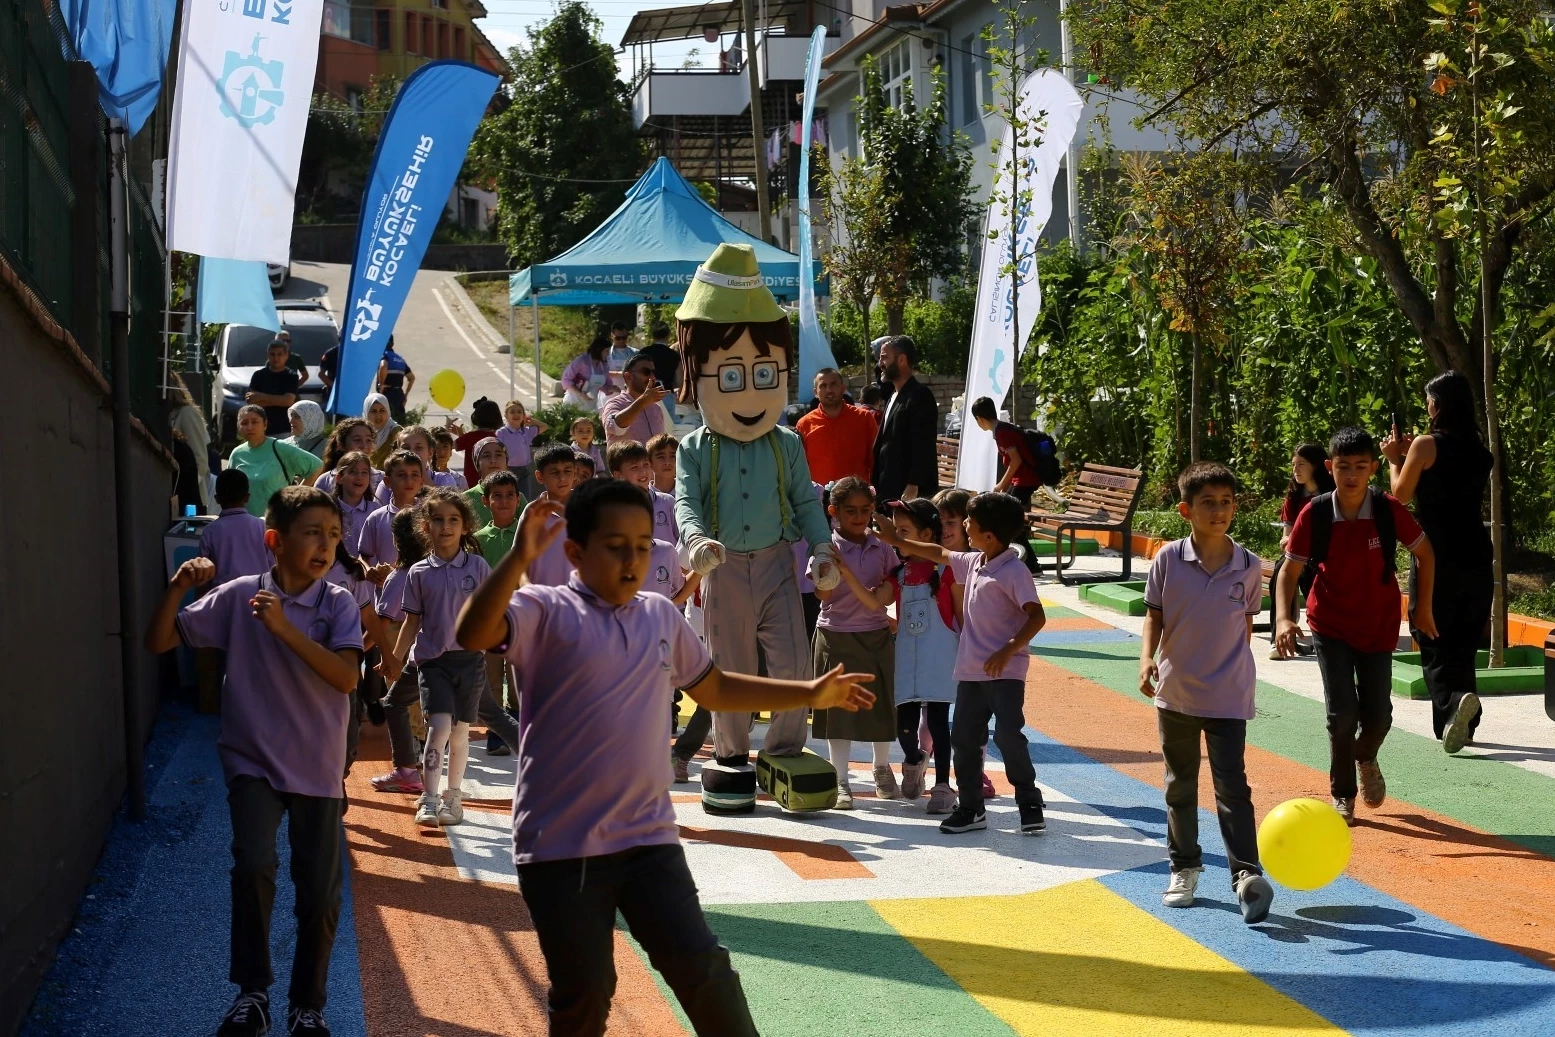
[
  {"xmin": 166, "ymin": 0, "xmax": 324, "ymax": 263},
  {"xmin": 956, "ymin": 69, "xmax": 1084, "ymax": 491}
]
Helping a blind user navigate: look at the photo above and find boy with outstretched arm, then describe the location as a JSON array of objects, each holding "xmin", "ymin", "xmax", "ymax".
[
  {"xmin": 145, "ymin": 486, "xmax": 363, "ymax": 1037},
  {"xmin": 1276, "ymin": 426, "xmax": 1437, "ymax": 825},
  {"xmin": 455, "ymin": 478, "xmax": 874, "ymax": 1036},
  {"xmin": 874, "ymin": 491, "xmax": 1048, "ymax": 835},
  {"xmin": 1139, "ymin": 462, "xmax": 1273, "ymax": 924}
]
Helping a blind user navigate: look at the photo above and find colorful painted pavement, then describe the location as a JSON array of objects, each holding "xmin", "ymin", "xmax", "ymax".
[{"xmin": 25, "ymin": 588, "xmax": 1555, "ymax": 1036}]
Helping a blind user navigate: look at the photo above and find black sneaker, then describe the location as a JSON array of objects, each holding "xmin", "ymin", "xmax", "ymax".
[
  {"xmin": 939, "ymin": 807, "xmax": 987, "ymax": 834},
  {"xmin": 217, "ymin": 991, "xmax": 271, "ymax": 1036},
  {"xmin": 287, "ymin": 1007, "xmax": 331, "ymax": 1035},
  {"xmin": 485, "ymin": 732, "xmax": 511, "ymax": 756},
  {"xmin": 1019, "ymin": 800, "xmax": 1046, "ymax": 834}
]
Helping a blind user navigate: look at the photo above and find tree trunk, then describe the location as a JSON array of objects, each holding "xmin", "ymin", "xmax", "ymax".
[
  {"xmin": 885, "ymin": 304, "xmax": 904, "ymax": 337},
  {"xmin": 860, "ymin": 300, "xmax": 872, "ymax": 361},
  {"xmin": 1188, "ymin": 330, "xmax": 1202, "ymax": 463}
]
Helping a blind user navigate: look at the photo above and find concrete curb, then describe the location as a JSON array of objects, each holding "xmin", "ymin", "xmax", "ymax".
[{"xmin": 440, "ymin": 273, "xmax": 561, "ymax": 398}]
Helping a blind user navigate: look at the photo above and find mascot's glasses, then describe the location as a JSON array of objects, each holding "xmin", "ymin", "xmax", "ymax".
[{"xmin": 704, "ymin": 360, "xmax": 788, "ymax": 393}]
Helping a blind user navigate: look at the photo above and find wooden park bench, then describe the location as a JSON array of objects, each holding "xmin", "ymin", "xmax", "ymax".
[
  {"xmin": 1029, "ymin": 463, "xmax": 1146, "ymax": 585},
  {"xmin": 936, "ymin": 436, "xmax": 959, "ymax": 488}
]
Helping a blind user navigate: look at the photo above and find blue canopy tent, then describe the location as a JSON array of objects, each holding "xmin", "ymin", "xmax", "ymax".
[{"xmin": 506, "ymin": 157, "xmax": 825, "ymax": 409}]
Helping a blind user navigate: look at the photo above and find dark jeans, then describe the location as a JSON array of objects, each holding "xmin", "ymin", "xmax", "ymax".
[
  {"xmin": 517, "ymin": 844, "xmax": 756, "ymax": 1037},
  {"xmin": 952, "ymin": 679, "xmax": 1039, "ymax": 813},
  {"xmin": 477, "ymin": 659, "xmax": 521, "ymax": 751},
  {"xmin": 1411, "ymin": 561, "xmax": 1492, "ymax": 740},
  {"xmin": 1158, "ymin": 708, "xmax": 1261, "ymax": 879},
  {"xmin": 227, "ymin": 776, "xmax": 343, "ymax": 1011},
  {"xmin": 897, "ymin": 701, "xmax": 951, "ymax": 786},
  {"xmin": 384, "ymin": 665, "xmax": 421, "ymax": 769},
  {"xmin": 801, "ymin": 591, "xmax": 820, "ymax": 642},
  {"xmin": 1313, "ymin": 633, "xmax": 1393, "ymax": 799},
  {"xmin": 674, "ymin": 706, "xmax": 713, "ymax": 763}
]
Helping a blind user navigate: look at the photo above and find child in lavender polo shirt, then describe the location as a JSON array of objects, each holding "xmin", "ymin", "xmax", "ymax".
[
  {"xmin": 200, "ymin": 469, "xmax": 273, "ymax": 584},
  {"xmin": 384, "ymin": 488, "xmax": 493, "ymax": 828},
  {"xmin": 357, "ymin": 450, "xmax": 425, "ymax": 567},
  {"xmin": 1139, "ymin": 462, "xmax": 1273, "ymax": 925},
  {"xmin": 145, "ymin": 486, "xmax": 363, "ymax": 1037},
  {"xmin": 525, "ymin": 443, "xmax": 578, "ymax": 586},
  {"xmin": 875, "ymin": 491, "xmax": 1048, "ymax": 836},
  {"xmin": 455, "ymin": 478, "xmax": 876, "ymax": 1037}
]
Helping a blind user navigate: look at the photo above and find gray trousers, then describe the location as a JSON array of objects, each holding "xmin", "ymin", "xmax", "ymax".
[
  {"xmin": 1158, "ymin": 707, "xmax": 1261, "ymax": 880},
  {"xmin": 702, "ymin": 542, "xmax": 812, "ymax": 761}
]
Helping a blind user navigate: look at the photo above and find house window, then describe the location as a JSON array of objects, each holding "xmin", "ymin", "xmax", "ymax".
[
  {"xmin": 321, "ymin": 1, "xmax": 351, "ymax": 39},
  {"xmin": 878, "ymin": 39, "xmax": 911, "ymax": 109},
  {"xmin": 346, "ymin": 86, "xmax": 364, "ymax": 112},
  {"xmin": 349, "ymin": 8, "xmax": 374, "ymax": 46},
  {"xmin": 437, "ymin": 22, "xmax": 449, "ymax": 58},
  {"xmin": 454, "ymin": 26, "xmax": 465, "ymax": 60},
  {"xmin": 430, "ymin": 0, "xmax": 448, "ymax": 8},
  {"xmin": 405, "ymin": 12, "xmax": 417, "ymax": 54},
  {"xmin": 376, "ymin": 9, "xmax": 391, "ymax": 50},
  {"xmin": 423, "ymin": 17, "xmax": 434, "ymax": 57}
]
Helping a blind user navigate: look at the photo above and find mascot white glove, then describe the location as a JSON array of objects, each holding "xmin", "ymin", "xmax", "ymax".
[
  {"xmin": 681, "ymin": 536, "xmax": 728, "ymax": 576},
  {"xmin": 810, "ymin": 541, "xmax": 842, "ymax": 592}
]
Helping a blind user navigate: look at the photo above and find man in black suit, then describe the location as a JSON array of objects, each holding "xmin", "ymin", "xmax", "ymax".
[{"xmin": 871, "ymin": 335, "xmax": 939, "ymax": 503}]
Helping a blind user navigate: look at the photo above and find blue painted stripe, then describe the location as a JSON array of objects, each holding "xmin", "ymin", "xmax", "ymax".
[{"xmin": 983, "ymin": 724, "xmax": 1555, "ymax": 1034}]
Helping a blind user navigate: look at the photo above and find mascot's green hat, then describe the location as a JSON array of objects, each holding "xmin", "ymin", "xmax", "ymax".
[{"xmin": 675, "ymin": 243, "xmax": 785, "ymax": 324}]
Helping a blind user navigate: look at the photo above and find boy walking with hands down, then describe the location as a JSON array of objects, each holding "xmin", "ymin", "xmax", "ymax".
[
  {"xmin": 1139, "ymin": 462, "xmax": 1273, "ymax": 924},
  {"xmin": 1276, "ymin": 427, "xmax": 1437, "ymax": 825}
]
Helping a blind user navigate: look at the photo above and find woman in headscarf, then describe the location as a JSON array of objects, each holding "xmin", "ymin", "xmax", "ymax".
[
  {"xmin": 285, "ymin": 399, "xmax": 329, "ymax": 457},
  {"xmin": 363, "ymin": 392, "xmax": 400, "ymax": 468}
]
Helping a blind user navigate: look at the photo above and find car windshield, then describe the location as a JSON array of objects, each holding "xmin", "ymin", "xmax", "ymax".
[{"xmin": 226, "ymin": 325, "xmax": 338, "ymax": 367}]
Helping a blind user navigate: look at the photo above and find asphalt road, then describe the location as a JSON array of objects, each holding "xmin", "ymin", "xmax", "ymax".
[{"xmin": 279, "ymin": 260, "xmax": 557, "ymax": 425}]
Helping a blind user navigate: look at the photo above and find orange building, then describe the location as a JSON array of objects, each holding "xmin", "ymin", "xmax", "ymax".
[{"xmin": 315, "ymin": 0, "xmax": 509, "ymax": 106}]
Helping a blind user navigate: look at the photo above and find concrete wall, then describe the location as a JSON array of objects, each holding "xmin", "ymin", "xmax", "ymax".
[
  {"xmin": 290, "ymin": 223, "xmax": 511, "ymax": 270},
  {"xmin": 0, "ymin": 274, "xmax": 173, "ymax": 1030}
]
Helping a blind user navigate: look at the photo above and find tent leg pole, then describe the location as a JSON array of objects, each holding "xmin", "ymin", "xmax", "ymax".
[
  {"xmin": 532, "ymin": 291, "xmax": 542, "ymax": 415},
  {"xmin": 508, "ymin": 304, "xmax": 516, "ymax": 400}
]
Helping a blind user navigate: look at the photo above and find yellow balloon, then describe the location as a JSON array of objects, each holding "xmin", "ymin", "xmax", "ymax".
[
  {"xmin": 1257, "ymin": 797, "xmax": 1353, "ymax": 891},
  {"xmin": 428, "ymin": 369, "xmax": 465, "ymax": 410}
]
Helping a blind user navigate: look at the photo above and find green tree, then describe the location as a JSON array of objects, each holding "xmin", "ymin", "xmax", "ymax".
[
  {"xmin": 471, "ymin": 3, "xmax": 642, "ymax": 264},
  {"xmin": 854, "ymin": 56, "xmax": 978, "ymax": 335},
  {"xmin": 1117, "ymin": 151, "xmax": 1252, "ymax": 463},
  {"xmin": 819, "ymin": 152, "xmax": 909, "ymax": 348},
  {"xmin": 297, "ymin": 77, "xmax": 400, "ymax": 218}
]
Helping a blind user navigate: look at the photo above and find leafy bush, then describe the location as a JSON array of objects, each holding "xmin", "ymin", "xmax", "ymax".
[
  {"xmin": 532, "ymin": 402, "xmax": 600, "ymax": 446},
  {"xmin": 815, "ymin": 285, "xmax": 974, "ymax": 377}
]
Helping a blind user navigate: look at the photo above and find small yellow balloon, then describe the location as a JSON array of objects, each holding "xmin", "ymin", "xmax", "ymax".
[
  {"xmin": 428, "ymin": 369, "xmax": 465, "ymax": 410},
  {"xmin": 1257, "ymin": 797, "xmax": 1353, "ymax": 891}
]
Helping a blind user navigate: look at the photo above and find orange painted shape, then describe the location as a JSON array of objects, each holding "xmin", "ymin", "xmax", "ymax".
[
  {"xmin": 344, "ymin": 726, "xmax": 688, "ymax": 1035},
  {"xmin": 678, "ymin": 825, "xmax": 874, "ymax": 879},
  {"xmin": 1022, "ymin": 655, "xmax": 1555, "ymax": 967},
  {"xmin": 1042, "ymin": 615, "xmax": 1116, "ymax": 632}
]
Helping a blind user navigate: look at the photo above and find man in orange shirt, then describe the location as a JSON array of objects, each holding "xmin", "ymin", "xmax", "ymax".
[{"xmin": 797, "ymin": 368, "xmax": 879, "ymax": 485}]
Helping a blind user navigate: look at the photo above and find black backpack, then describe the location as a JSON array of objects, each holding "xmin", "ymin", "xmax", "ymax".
[
  {"xmin": 1304, "ymin": 487, "xmax": 1397, "ymax": 582},
  {"xmin": 1000, "ymin": 422, "xmax": 1062, "ymax": 486}
]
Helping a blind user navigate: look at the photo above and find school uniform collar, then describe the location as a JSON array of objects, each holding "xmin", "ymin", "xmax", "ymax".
[
  {"xmin": 977, "ymin": 546, "xmax": 1023, "ymax": 573},
  {"xmin": 1331, "ymin": 490, "xmax": 1374, "ymax": 522},
  {"xmin": 219, "ymin": 507, "xmax": 247, "ymax": 517},
  {"xmin": 260, "ymin": 569, "xmax": 328, "ymax": 608},
  {"xmin": 566, "ymin": 572, "xmax": 645, "ymax": 613},
  {"xmin": 1180, "ymin": 535, "xmax": 1249, "ymax": 575},
  {"xmin": 426, "ymin": 549, "xmax": 473, "ymax": 570}
]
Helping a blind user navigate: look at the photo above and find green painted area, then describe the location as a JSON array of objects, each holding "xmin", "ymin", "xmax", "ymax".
[
  {"xmin": 1391, "ymin": 647, "xmax": 1546, "ymax": 699},
  {"xmin": 1028, "ymin": 535, "xmax": 1100, "ymax": 557},
  {"xmin": 623, "ymin": 901, "xmax": 1015, "ymax": 1036},
  {"xmin": 1035, "ymin": 603, "xmax": 1085, "ymax": 619},
  {"xmin": 1079, "ymin": 581, "xmax": 1148, "ymax": 616},
  {"xmin": 1032, "ymin": 639, "xmax": 1555, "ymax": 859}
]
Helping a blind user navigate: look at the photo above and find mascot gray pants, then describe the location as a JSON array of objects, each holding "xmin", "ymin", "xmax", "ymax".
[{"xmin": 702, "ymin": 542, "xmax": 813, "ymax": 761}]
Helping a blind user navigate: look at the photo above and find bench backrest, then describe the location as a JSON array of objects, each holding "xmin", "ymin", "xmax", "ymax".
[{"xmin": 1034, "ymin": 463, "xmax": 1143, "ymax": 525}]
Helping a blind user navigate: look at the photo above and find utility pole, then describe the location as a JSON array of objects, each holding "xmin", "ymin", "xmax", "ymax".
[{"xmin": 741, "ymin": 0, "xmax": 772, "ymax": 241}]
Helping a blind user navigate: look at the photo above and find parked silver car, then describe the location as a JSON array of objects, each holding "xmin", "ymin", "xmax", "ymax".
[{"xmin": 211, "ymin": 302, "xmax": 339, "ymax": 446}]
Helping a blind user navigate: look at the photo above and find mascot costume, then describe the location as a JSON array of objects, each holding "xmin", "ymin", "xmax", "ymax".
[{"xmin": 675, "ymin": 243, "xmax": 841, "ymax": 814}]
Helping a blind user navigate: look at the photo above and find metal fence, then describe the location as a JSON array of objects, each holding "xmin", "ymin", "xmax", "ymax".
[{"xmin": 0, "ymin": 0, "xmax": 171, "ymax": 437}]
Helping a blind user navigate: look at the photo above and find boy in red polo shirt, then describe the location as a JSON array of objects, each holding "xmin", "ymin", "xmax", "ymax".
[{"xmin": 1276, "ymin": 427, "xmax": 1438, "ymax": 825}]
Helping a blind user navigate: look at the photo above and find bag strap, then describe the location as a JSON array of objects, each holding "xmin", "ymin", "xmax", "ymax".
[
  {"xmin": 269, "ymin": 438, "xmax": 295, "ymax": 486},
  {"xmin": 708, "ymin": 431, "xmax": 790, "ymax": 543}
]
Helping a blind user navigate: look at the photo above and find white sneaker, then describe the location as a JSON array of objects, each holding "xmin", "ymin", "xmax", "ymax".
[
  {"xmin": 1163, "ymin": 867, "xmax": 1202, "ymax": 908},
  {"xmin": 437, "ymin": 789, "xmax": 464, "ymax": 826},
  {"xmin": 413, "ymin": 794, "xmax": 439, "ymax": 827},
  {"xmin": 835, "ymin": 783, "xmax": 854, "ymax": 810}
]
